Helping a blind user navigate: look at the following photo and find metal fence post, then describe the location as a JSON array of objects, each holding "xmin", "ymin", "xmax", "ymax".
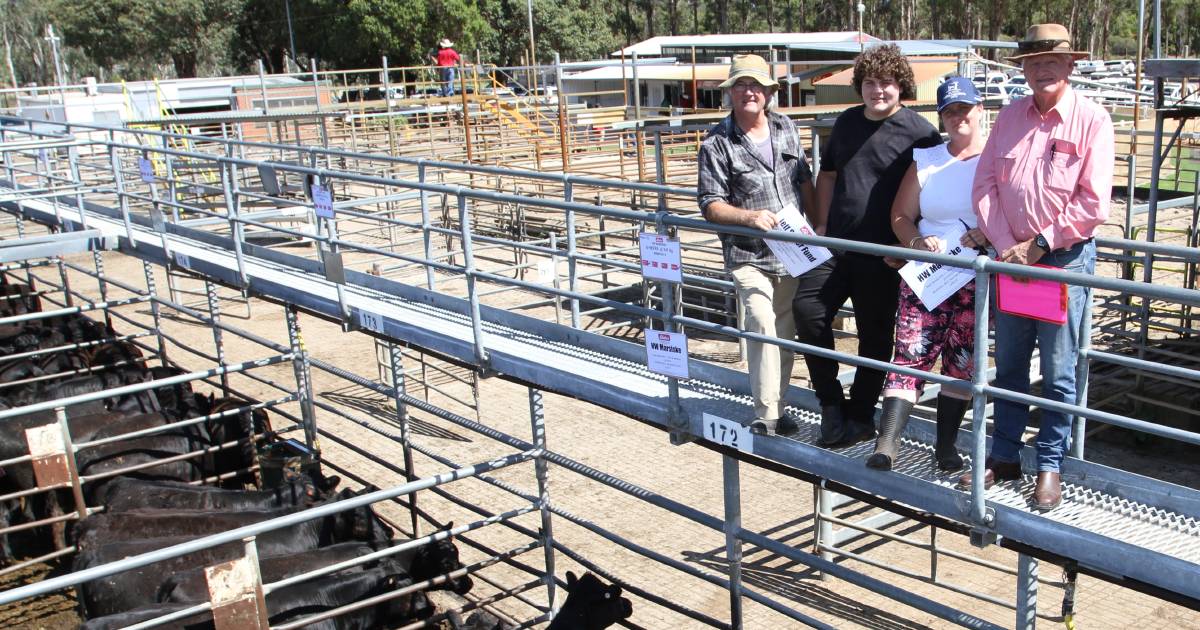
[
  {"xmin": 1016, "ymin": 553, "xmax": 1039, "ymax": 630},
  {"xmin": 90, "ymin": 250, "xmax": 107, "ymax": 325},
  {"xmin": 285, "ymin": 305, "xmax": 318, "ymax": 452},
  {"xmin": 528, "ymin": 387, "xmax": 557, "ymax": 613},
  {"xmin": 722, "ymin": 455, "xmax": 745, "ymax": 629},
  {"xmin": 458, "ymin": 191, "xmax": 489, "ymax": 366},
  {"xmin": 142, "ymin": 260, "xmax": 169, "ymax": 367},
  {"xmin": 206, "ymin": 280, "xmax": 231, "ymax": 395},
  {"xmin": 564, "ymin": 178, "xmax": 580, "ymax": 328},
  {"xmin": 814, "ymin": 482, "xmax": 834, "ymax": 581},
  {"xmin": 388, "ymin": 343, "xmax": 421, "ymax": 538},
  {"xmin": 970, "ymin": 258, "xmax": 995, "ymax": 535},
  {"xmin": 655, "ymin": 213, "xmax": 685, "ymax": 441},
  {"xmin": 418, "ymin": 161, "xmax": 435, "ymax": 291},
  {"xmin": 108, "ymin": 145, "xmax": 135, "ymax": 245},
  {"xmin": 220, "ymin": 161, "xmax": 250, "ymax": 288},
  {"xmin": 1070, "ymin": 287, "xmax": 1095, "ymax": 460}
]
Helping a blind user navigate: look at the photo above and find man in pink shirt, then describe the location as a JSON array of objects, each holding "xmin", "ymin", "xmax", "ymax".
[{"xmin": 966, "ymin": 24, "xmax": 1113, "ymax": 511}]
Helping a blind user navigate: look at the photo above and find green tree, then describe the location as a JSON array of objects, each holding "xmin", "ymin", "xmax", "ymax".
[{"xmin": 54, "ymin": 0, "xmax": 241, "ymax": 79}]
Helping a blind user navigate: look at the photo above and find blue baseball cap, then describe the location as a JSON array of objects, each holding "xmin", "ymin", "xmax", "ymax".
[{"xmin": 937, "ymin": 77, "xmax": 981, "ymax": 112}]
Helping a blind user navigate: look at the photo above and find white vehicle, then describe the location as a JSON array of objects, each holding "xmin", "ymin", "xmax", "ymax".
[
  {"xmin": 1105, "ymin": 59, "xmax": 1135, "ymax": 75},
  {"xmin": 1009, "ymin": 76, "xmax": 1027, "ymax": 87},
  {"xmin": 1005, "ymin": 84, "xmax": 1032, "ymax": 100},
  {"xmin": 980, "ymin": 84, "xmax": 1011, "ymax": 105},
  {"xmin": 1074, "ymin": 59, "xmax": 1105, "ymax": 74}
]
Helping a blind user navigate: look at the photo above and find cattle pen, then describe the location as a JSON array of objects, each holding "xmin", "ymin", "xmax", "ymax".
[{"xmin": 0, "ymin": 64, "xmax": 1198, "ymax": 629}]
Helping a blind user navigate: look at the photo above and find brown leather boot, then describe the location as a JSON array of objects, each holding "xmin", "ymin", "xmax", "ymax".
[
  {"xmin": 1032, "ymin": 471, "xmax": 1062, "ymax": 511},
  {"xmin": 957, "ymin": 458, "xmax": 1022, "ymax": 490}
]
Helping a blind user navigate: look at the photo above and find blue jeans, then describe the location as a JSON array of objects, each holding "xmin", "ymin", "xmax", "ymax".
[
  {"xmin": 990, "ymin": 239, "xmax": 1095, "ymax": 471},
  {"xmin": 440, "ymin": 67, "xmax": 456, "ymax": 97}
]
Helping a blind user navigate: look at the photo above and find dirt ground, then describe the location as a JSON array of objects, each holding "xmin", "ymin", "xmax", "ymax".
[{"xmin": 1, "ymin": 235, "xmax": 1194, "ymax": 630}]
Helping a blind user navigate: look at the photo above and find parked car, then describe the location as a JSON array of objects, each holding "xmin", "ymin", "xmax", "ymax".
[
  {"xmin": 1105, "ymin": 59, "xmax": 1136, "ymax": 75},
  {"xmin": 980, "ymin": 84, "xmax": 1010, "ymax": 105},
  {"xmin": 1004, "ymin": 84, "xmax": 1032, "ymax": 100}
]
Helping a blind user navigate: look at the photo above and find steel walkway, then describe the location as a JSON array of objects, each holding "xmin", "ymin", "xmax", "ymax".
[{"xmin": 4, "ymin": 182, "xmax": 1199, "ymax": 607}]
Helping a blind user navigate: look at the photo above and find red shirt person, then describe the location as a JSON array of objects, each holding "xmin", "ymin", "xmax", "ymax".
[{"xmin": 433, "ymin": 39, "xmax": 461, "ymax": 97}]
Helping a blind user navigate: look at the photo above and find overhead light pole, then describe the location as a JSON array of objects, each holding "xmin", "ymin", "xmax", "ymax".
[
  {"xmin": 857, "ymin": 3, "xmax": 866, "ymax": 53},
  {"xmin": 285, "ymin": 0, "xmax": 298, "ymax": 71},
  {"xmin": 527, "ymin": 0, "xmax": 537, "ymax": 91}
]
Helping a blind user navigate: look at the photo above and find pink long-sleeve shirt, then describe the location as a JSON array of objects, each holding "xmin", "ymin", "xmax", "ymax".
[{"xmin": 972, "ymin": 87, "xmax": 1114, "ymax": 254}]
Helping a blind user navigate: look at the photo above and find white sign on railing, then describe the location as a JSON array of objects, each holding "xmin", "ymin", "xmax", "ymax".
[
  {"xmin": 645, "ymin": 330, "xmax": 689, "ymax": 379},
  {"xmin": 312, "ymin": 185, "xmax": 334, "ymax": 219},
  {"xmin": 174, "ymin": 252, "xmax": 192, "ymax": 269},
  {"xmin": 638, "ymin": 232, "xmax": 682, "ymax": 283},
  {"xmin": 702, "ymin": 412, "xmax": 753, "ymax": 453},
  {"xmin": 357, "ymin": 309, "xmax": 385, "ymax": 334},
  {"xmin": 138, "ymin": 157, "xmax": 155, "ymax": 183}
]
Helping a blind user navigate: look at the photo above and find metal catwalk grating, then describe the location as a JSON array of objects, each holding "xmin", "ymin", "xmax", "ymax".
[{"xmin": 4, "ymin": 184, "xmax": 1199, "ymax": 602}]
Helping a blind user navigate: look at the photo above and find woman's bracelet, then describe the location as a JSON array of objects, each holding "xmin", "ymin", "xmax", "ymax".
[{"xmin": 908, "ymin": 236, "xmax": 923, "ymax": 248}]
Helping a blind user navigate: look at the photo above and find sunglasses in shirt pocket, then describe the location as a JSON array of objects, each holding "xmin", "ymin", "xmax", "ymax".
[{"xmin": 1046, "ymin": 138, "xmax": 1081, "ymax": 192}]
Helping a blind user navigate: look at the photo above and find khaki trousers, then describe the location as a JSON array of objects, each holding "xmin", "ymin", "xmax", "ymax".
[{"xmin": 731, "ymin": 265, "xmax": 798, "ymax": 421}]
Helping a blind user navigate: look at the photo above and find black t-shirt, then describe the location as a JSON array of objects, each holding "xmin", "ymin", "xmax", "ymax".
[{"xmin": 821, "ymin": 105, "xmax": 942, "ymax": 246}]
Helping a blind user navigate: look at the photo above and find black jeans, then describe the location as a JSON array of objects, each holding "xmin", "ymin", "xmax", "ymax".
[{"xmin": 792, "ymin": 254, "xmax": 900, "ymax": 422}]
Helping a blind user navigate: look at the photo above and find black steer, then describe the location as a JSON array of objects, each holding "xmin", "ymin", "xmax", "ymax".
[
  {"xmin": 75, "ymin": 488, "xmax": 394, "ymax": 616},
  {"xmin": 81, "ymin": 563, "xmax": 432, "ymax": 629},
  {"xmin": 99, "ymin": 471, "xmax": 338, "ymax": 513},
  {"xmin": 546, "ymin": 571, "xmax": 633, "ymax": 630}
]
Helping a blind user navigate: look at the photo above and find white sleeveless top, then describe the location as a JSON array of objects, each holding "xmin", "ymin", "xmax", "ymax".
[{"xmin": 914, "ymin": 144, "xmax": 979, "ymax": 237}]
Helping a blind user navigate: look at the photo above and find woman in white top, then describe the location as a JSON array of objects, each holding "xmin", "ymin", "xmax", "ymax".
[{"xmin": 867, "ymin": 77, "xmax": 991, "ymax": 472}]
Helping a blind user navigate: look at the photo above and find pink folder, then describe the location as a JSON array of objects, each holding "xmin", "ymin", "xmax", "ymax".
[{"xmin": 996, "ymin": 264, "xmax": 1068, "ymax": 324}]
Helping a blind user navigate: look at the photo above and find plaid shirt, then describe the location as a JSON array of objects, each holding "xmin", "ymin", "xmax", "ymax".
[{"xmin": 697, "ymin": 112, "xmax": 813, "ymax": 275}]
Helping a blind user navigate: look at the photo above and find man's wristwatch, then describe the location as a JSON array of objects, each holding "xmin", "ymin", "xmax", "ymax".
[{"xmin": 1034, "ymin": 234, "xmax": 1050, "ymax": 252}]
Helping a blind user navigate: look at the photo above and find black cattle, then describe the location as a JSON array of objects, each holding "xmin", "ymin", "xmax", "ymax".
[
  {"xmin": 189, "ymin": 393, "xmax": 273, "ymax": 488},
  {"xmin": 0, "ymin": 402, "xmax": 152, "ymax": 559},
  {"xmin": 388, "ymin": 529, "xmax": 474, "ymax": 595},
  {"xmin": 82, "ymin": 564, "xmax": 433, "ymax": 629},
  {"xmin": 99, "ymin": 471, "xmax": 338, "ymax": 513},
  {"xmin": 546, "ymin": 572, "xmax": 633, "ymax": 630},
  {"xmin": 157, "ymin": 542, "xmax": 374, "ymax": 604},
  {"xmin": 75, "ymin": 428, "xmax": 206, "ymax": 502},
  {"xmin": 71, "ymin": 504, "xmax": 308, "ymax": 551},
  {"xmin": 76, "ymin": 489, "xmax": 394, "ymax": 616},
  {"xmin": 446, "ymin": 610, "xmax": 515, "ymax": 630}
]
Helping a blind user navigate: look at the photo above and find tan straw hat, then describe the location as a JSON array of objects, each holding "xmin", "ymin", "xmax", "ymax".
[
  {"xmin": 439, "ymin": 38, "xmax": 454, "ymax": 48},
  {"xmin": 719, "ymin": 54, "xmax": 778, "ymax": 89},
  {"xmin": 1007, "ymin": 24, "xmax": 1090, "ymax": 61}
]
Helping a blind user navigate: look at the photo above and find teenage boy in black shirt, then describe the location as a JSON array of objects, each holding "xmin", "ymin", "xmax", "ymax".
[{"xmin": 794, "ymin": 44, "xmax": 942, "ymax": 447}]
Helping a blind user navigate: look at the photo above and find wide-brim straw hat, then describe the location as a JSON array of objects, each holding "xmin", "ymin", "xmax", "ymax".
[
  {"xmin": 1007, "ymin": 24, "xmax": 1090, "ymax": 62},
  {"xmin": 718, "ymin": 54, "xmax": 778, "ymax": 89},
  {"xmin": 439, "ymin": 39, "xmax": 454, "ymax": 48}
]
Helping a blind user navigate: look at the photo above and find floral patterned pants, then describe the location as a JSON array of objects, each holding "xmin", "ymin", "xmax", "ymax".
[{"xmin": 884, "ymin": 280, "xmax": 976, "ymax": 393}]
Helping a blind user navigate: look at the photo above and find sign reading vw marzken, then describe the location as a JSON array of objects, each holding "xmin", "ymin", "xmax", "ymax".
[{"xmin": 645, "ymin": 330, "xmax": 688, "ymax": 379}]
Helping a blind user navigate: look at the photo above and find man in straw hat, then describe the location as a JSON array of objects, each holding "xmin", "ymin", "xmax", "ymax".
[
  {"xmin": 792, "ymin": 43, "xmax": 941, "ymax": 448},
  {"xmin": 433, "ymin": 38, "xmax": 461, "ymax": 97},
  {"xmin": 964, "ymin": 24, "xmax": 1113, "ymax": 511},
  {"xmin": 697, "ymin": 54, "xmax": 816, "ymax": 435}
]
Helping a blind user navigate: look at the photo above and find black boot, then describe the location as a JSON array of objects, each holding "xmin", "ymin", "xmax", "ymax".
[
  {"xmin": 817, "ymin": 402, "xmax": 846, "ymax": 446},
  {"xmin": 935, "ymin": 395, "xmax": 970, "ymax": 471},
  {"xmin": 866, "ymin": 398, "xmax": 913, "ymax": 470}
]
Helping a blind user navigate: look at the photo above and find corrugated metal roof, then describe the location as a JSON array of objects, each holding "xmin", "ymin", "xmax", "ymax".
[
  {"xmin": 564, "ymin": 63, "xmax": 789, "ymax": 82},
  {"xmin": 125, "ymin": 108, "xmax": 344, "ymax": 126},
  {"xmin": 612, "ymin": 32, "xmax": 880, "ymax": 57},
  {"xmin": 813, "ymin": 58, "xmax": 959, "ymax": 86},
  {"xmin": 788, "ymin": 40, "xmax": 972, "ymax": 55}
]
